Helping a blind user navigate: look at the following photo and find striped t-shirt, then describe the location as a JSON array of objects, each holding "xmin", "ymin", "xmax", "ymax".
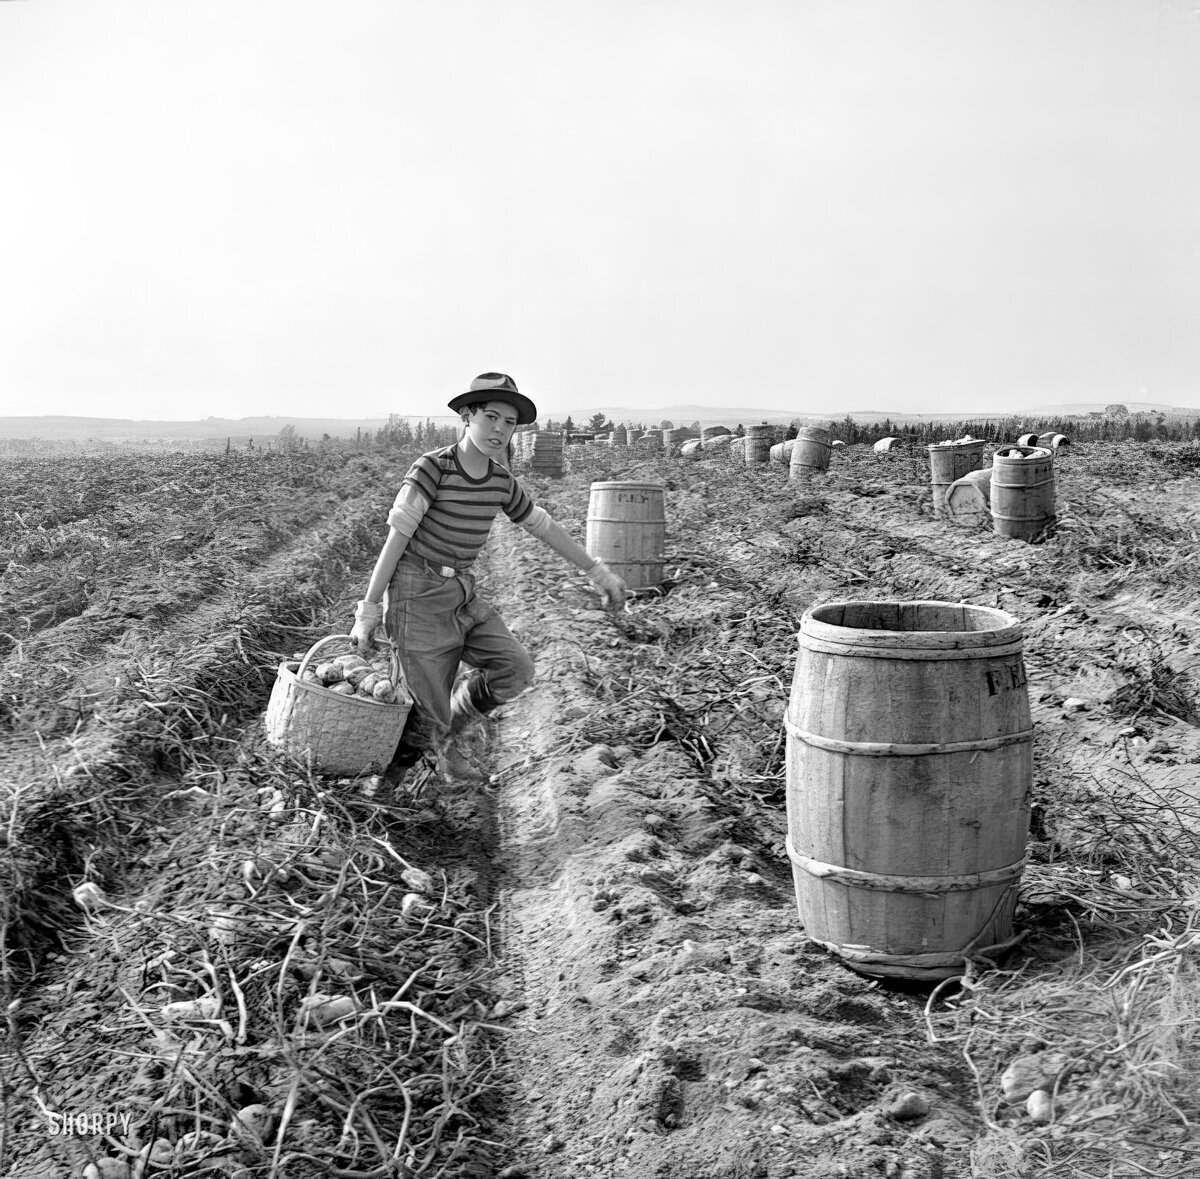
[{"xmin": 398, "ymin": 446, "xmax": 534, "ymax": 570}]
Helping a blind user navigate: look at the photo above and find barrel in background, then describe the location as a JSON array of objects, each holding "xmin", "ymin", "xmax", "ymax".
[
  {"xmin": 746, "ymin": 424, "xmax": 774, "ymax": 463},
  {"xmin": 770, "ymin": 439, "xmax": 796, "ymax": 465},
  {"xmin": 785, "ymin": 599, "xmax": 1032, "ymax": 981},
  {"xmin": 700, "ymin": 425, "xmax": 731, "ymax": 443},
  {"xmin": 586, "ymin": 481, "xmax": 666, "ymax": 590},
  {"xmin": 1036, "ymin": 432, "xmax": 1070, "ymax": 449},
  {"xmin": 928, "ymin": 440, "xmax": 988, "ymax": 517},
  {"xmin": 945, "ymin": 466, "xmax": 993, "ymax": 521},
  {"xmin": 991, "ymin": 445, "xmax": 1055, "ymax": 542},
  {"xmin": 527, "ymin": 430, "xmax": 565, "ymax": 477},
  {"xmin": 789, "ymin": 426, "xmax": 833, "ymax": 482},
  {"xmin": 663, "ymin": 427, "xmax": 690, "ymax": 455}
]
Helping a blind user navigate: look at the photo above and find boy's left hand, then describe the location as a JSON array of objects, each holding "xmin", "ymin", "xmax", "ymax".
[{"xmin": 587, "ymin": 561, "xmax": 628, "ymax": 609}]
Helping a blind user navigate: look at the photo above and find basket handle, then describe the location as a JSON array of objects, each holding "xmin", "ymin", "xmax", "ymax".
[{"xmin": 296, "ymin": 635, "xmax": 405, "ymax": 691}]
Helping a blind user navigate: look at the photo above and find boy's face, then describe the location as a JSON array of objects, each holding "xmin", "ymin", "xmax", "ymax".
[{"xmin": 465, "ymin": 400, "xmax": 519, "ymax": 455}]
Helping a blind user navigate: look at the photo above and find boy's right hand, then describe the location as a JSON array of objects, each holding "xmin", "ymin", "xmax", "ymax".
[
  {"xmin": 350, "ymin": 599, "xmax": 383, "ymax": 651},
  {"xmin": 587, "ymin": 561, "xmax": 628, "ymax": 610}
]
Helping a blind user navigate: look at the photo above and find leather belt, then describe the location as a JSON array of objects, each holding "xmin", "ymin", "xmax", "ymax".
[{"xmin": 403, "ymin": 553, "xmax": 459, "ymax": 578}]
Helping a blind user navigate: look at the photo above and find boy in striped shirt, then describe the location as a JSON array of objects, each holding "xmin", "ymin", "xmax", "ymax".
[{"xmin": 350, "ymin": 373, "xmax": 627, "ymax": 784}]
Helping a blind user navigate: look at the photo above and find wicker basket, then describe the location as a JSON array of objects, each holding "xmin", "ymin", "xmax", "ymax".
[{"xmin": 264, "ymin": 635, "xmax": 412, "ymax": 776}]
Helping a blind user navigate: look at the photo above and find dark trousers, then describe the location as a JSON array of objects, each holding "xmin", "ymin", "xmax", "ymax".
[{"xmin": 385, "ymin": 554, "xmax": 534, "ymax": 759}]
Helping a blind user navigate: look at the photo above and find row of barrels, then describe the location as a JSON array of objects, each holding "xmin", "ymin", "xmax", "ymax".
[
  {"xmin": 874, "ymin": 431, "xmax": 1070, "ymax": 454},
  {"xmin": 584, "ymin": 479, "xmax": 1032, "ymax": 982}
]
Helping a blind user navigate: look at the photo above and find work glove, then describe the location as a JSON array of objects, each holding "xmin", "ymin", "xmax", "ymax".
[
  {"xmin": 350, "ymin": 599, "xmax": 384, "ymax": 652},
  {"xmin": 587, "ymin": 560, "xmax": 628, "ymax": 610}
]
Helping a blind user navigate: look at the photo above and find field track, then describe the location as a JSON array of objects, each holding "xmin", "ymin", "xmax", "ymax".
[{"xmin": 2, "ymin": 439, "xmax": 1198, "ymax": 1178}]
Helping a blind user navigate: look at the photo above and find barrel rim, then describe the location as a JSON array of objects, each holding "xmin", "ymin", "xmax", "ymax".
[
  {"xmin": 993, "ymin": 445, "xmax": 1052, "ymax": 460},
  {"xmin": 800, "ymin": 599, "xmax": 1024, "ymax": 648},
  {"xmin": 927, "ymin": 440, "xmax": 988, "ymax": 452},
  {"xmin": 588, "ymin": 481, "xmax": 666, "ymax": 491}
]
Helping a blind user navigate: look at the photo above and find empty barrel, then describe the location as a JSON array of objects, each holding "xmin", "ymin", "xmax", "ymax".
[
  {"xmin": 586, "ymin": 481, "xmax": 666, "ymax": 590},
  {"xmin": 1036, "ymin": 432, "xmax": 1069, "ymax": 450},
  {"xmin": 785, "ymin": 599, "xmax": 1032, "ymax": 981},
  {"xmin": 991, "ymin": 445, "xmax": 1055, "ymax": 542}
]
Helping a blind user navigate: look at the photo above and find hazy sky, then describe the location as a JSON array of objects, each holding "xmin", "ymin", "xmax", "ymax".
[{"xmin": 2, "ymin": 0, "xmax": 1198, "ymax": 422}]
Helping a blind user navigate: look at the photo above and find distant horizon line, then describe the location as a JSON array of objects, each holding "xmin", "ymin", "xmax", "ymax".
[{"xmin": 1, "ymin": 399, "xmax": 1194, "ymax": 427}]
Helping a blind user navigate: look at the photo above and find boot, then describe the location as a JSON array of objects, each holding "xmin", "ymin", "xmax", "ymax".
[
  {"xmin": 382, "ymin": 741, "xmax": 426, "ymax": 788},
  {"xmin": 447, "ymin": 672, "xmax": 490, "ymax": 739}
]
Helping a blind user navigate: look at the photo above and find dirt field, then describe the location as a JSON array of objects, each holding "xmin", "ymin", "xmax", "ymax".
[{"xmin": 1, "ymin": 438, "xmax": 1197, "ymax": 1178}]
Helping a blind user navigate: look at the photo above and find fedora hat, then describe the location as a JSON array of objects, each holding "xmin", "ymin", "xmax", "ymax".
[{"xmin": 448, "ymin": 373, "xmax": 538, "ymax": 426}]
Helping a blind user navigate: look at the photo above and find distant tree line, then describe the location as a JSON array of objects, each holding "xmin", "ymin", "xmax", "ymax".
[{"xmin": 798, "ymin": 408, "xmax": 1200, "ymax": 446}]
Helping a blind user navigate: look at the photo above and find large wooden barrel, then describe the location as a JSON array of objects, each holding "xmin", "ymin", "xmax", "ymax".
[
  {"xmin": 945, "ymin": 466, "xmax": 993, "ymax": 521},
  {"xmin": 636, "ymin": 429, "xmax": 662, "ymax": 451},
  {"xmin": 663, "ymin": 427, "xmax": 690, "ymax": 455},
  {"xmin": 1036, "ymin": 432, "xmax": 1069, "ymax": 449},
  {"xmin": 746, "ymin": 424, "xmax": 774, "ymax": 463},
  {"xmin": 527, "ymin": 430, "xmax": 565, "ymax": 477},
  {"xmin": 991, "ymin": 445, "xmax": 1055, "ymax": 542},
  {"xmin": 586, "ymin": 482, "xmax": 666, "ymax": 590},
  {"xmin": 611, "ymin": 424, "xmax": 629, "ymax": 445},
  {"xmin": 770, "ymin": 439, "xmax": 796, "ymax": 465},
  {"xmin": 1016, "ymin": 433, "xmax": 1039, "ymax": 448},
  {"xmin": 873, "ymin": 437, "xmax": 902, "ymax": 454},
  {"xmin": 928, "ymin": 441, "xmax": 988, "ymax": 517},
  {"xmin": 785, "ymin": 600, "xmax": 1032, "ymax": 981},
  {"xmin": 679, "ymin": 438, "xmax": 703, "ymax": 457},
  {"xmin": 700, "ymin": 425, "xmax": 731, "ymax": 443},
  {"xmin": 789, "ymin": 426, "xmax": 832, "ymax": 482}
]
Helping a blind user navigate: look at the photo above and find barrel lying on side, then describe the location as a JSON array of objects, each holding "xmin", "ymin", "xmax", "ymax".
[
  {"xmin": 945, "ymin": 466, "xmax": 993, "ymax": 521},
  {"xmin": 785, "ymin": 600, "xmax": 1033, "ymax": 981},
  {"xmin": 770, "ymin": 439, "xmax": 797, "ymax": 465}
]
